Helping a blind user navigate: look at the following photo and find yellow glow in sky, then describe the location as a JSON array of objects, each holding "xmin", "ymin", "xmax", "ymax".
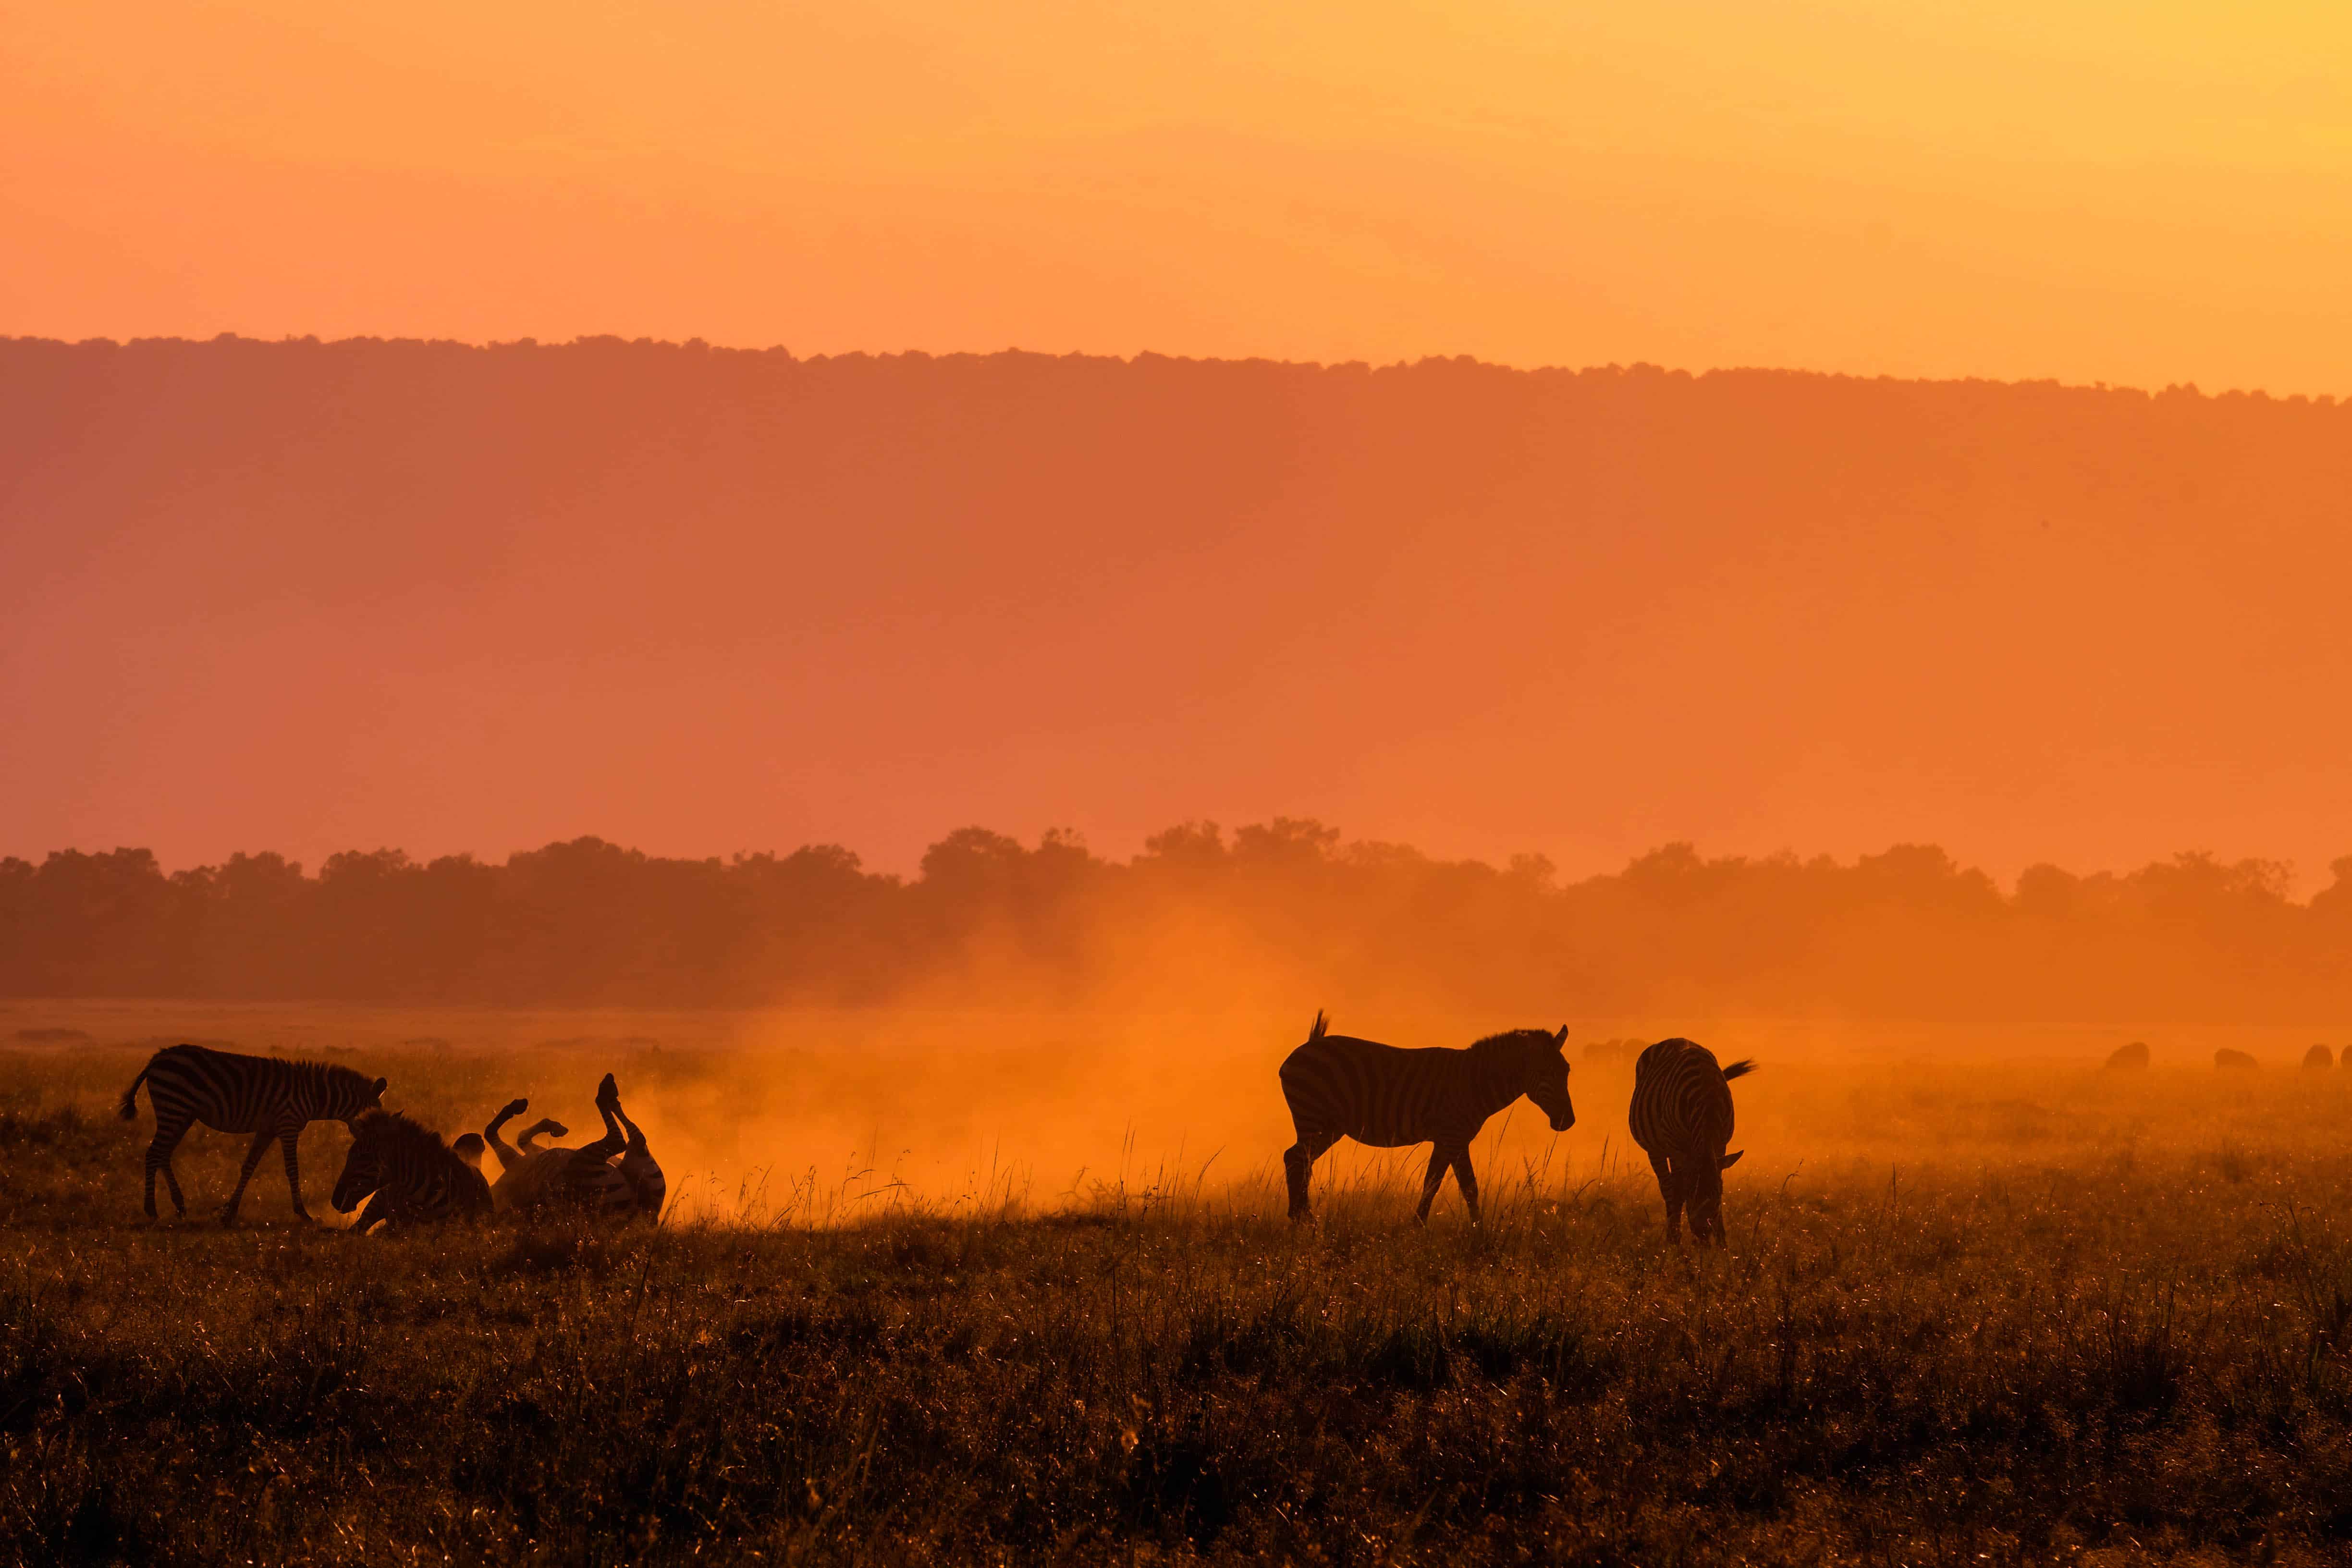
[{"xmin": 4, "ymin": 2, "xmax": 2348, "ymax": 388}]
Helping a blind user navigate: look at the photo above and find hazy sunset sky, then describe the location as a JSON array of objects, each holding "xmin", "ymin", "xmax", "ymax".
[{"xmin": 7, "ymin": 2, "xmax": 2349, "ymax": 392}]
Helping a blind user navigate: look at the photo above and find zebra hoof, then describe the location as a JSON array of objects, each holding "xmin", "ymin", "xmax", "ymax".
[
  {"xmin": 596, "ymin": 1073, "xmax": 619, "ymax": 1106},
  {"xmin": 217, "ymin": 1209, "xmax": 240, "ymax": 1228}
]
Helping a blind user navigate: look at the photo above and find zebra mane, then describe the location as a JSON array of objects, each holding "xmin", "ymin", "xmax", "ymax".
[
  {"xmin": 1469, "ymin": 1028, "xmax": 1560, "ymax": 1055},
  {"xmin": 352, "ymin": 1108, "xmax": 460, "ymax": 1158},
  {"xmin": 272, "ymin": 1056, "xmax": 384, "ymax": 1096}
]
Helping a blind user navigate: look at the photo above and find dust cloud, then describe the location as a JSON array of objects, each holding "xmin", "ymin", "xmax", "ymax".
[{"xmin": 22, "ymin": 996, "xmax": 2349, "ymax": 1226}]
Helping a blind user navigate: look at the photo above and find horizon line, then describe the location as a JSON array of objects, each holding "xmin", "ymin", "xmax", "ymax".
[{"xmin": 8, "ymin": 332, "xmax": 2342, "ymax": 407}]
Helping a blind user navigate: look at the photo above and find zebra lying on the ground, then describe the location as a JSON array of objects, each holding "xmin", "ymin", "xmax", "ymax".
[
  {"xmin": 332, "ymin": 1110, "xmax": 493, "ymax": 1233},
  {"xmin": 482, "ymin": 1074, "xmax": 665, "ymax": 1222},
  {"xmin": 1627, "ymin": 1038, "xmax": 1757, "ymax": 1247},
  {"xmin": 1279, "ymin": 1011, "xmax": 1574, "ymax": 1224},
  {"xmin": 117, "ymin": 1043, "xmax": 387, "ymax": 1224}
]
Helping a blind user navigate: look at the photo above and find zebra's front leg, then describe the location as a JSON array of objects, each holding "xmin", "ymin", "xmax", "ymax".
[
  {"xmin": 280, "ymin": 1126, "xmax": 311, "ymax": 1221},
  {"xmin": 221, "ymin": 1128, "xmax": 277, "ymax": 1225},
  {"xmin": 1448, "ymin": 1145, "xmax": 1481, "ymax": 1226},
  {"xmin": 1647, "ymin": 1153, "xmax": 1682, "ymax": 1242},
  {"xmin": 1415, "ymin": 1145, "xmax": 1451, "ymax": 1224}
]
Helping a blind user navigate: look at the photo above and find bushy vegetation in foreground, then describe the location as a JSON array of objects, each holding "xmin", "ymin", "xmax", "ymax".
[{"xmin": 6, "ymin": 1050, "xmax": 2352, "ymax": 1566}]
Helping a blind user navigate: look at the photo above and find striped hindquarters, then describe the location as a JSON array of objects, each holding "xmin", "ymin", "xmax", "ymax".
[
  {"xmin": 616, "ymin": 1148, "xmax": 666, "ymax": 1219},
  {"xmin": 1628, "ymin": 1038, "xmax": 1742, "ymax": 1160},
  {"xmin": 123, "ymin": 1044, "xmax": 382, "ymax": 1135},
  {"xmin": 1280, "ymin": 1036, "xmax": 1493, "ymax": 1147},
  {"xmin": 492, "ymin": 1147, "xmax": 640, "ymax": 1221}
]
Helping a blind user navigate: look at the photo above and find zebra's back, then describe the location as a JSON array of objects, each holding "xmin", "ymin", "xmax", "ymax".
[
  {"xmin": 1628, "ymin": 1038, "xmax": 1738, "ymax": 1157},
  {"xmin": 1280, "ymin": 1035, "xmax": 1483, "ymax": 1147},
  {"xmin": 128, "ymin": 1044, "xmax": 373, "ymax": 1134}
]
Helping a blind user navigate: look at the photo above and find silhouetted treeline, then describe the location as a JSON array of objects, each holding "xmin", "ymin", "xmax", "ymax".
[{"xmin": 6, "ymin": 827, "xmax": 2350, "ymax": 1022}]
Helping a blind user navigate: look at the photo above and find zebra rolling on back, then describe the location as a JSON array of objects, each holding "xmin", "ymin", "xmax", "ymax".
[
  {"xmin": 118, "ymin": 1044, "xmax": 386, "ymax": 1224},
  {"xmin": 484, "ymin": 1074, "xmax": 665, "ymax": 1222},
  {"xmin": 1626, "ymin": 1038, "xmax": 1757, "ymax": 1246},
  {"xmin": 1279, "ymin": 1012, "xmax": 1573, "ymax": 1224},
  {"xmin": 331, "ymin": 1111, "xmax": 493, "ymax": 1232}
]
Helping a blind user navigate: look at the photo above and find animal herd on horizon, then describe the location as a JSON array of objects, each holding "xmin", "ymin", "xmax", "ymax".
[{"xmin": 110, "ymin": 1015, "xmax": 1755, "ymax": 1243}]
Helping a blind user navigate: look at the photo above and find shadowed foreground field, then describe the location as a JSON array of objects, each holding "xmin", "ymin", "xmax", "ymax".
[{"xmin": 6, "ymin": 1039, "xmax": 2352, "ymax": 1566}]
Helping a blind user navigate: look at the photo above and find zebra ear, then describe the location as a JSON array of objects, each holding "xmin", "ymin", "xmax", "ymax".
[
  {"xmin": 372, "ymin": 1077, "xmax": 388, "ymax": 1096},
  {"xmin": 1553, "ymin": 1025, "xmax": 1568, "ymax": 1048},
  {"xmin": 1720, "ymin": 1150, "xmax": 1744, "ymax": 1169}
]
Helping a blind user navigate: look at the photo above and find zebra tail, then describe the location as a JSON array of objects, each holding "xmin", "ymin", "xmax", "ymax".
[
  {"xmin": 118, "ymin": 1064, "xmax": 151, "ymax": 1121},
  {"xmin": 1719, "ymin": 1058, "xmax": 1759, "ymax": 1082}
]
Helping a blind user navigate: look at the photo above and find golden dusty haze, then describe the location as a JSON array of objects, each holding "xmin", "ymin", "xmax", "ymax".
[{"xmin": 7, "ymin": 1, "xmax": 2351, "ymax": 391}]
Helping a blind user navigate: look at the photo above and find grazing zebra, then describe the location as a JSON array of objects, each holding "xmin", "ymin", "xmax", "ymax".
[
  {"xmin": 331, "ymin": 1110, "xmax": 493, "ymax": 1233},
  {"xmin": 1279, "ymin": 1012, "xmax": 1573, "ymax": 1224},
  {"xmin": 1626, "ymin": 1038, "xmax": 1756, "ymax": 1246},
  {"xmin": 483, "ymin": 1074, "xmax": 665, "ymax": 1222},
  {"xmin": 117, "ymin": 1044, "xmax": 387, "ymax": 1224}
]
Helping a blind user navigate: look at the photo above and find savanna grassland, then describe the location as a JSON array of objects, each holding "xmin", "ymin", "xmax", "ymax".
[{"xmin": 5, "ymin": 1006, "xmax": 2352, "ymax": 1567}]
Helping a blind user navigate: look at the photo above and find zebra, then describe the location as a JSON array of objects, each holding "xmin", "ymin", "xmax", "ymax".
[
  {"xmin": 331, "ymin": 1110, "xmax": 493, "ymax": 1233},
  {"xmin": 1278, "ymin": 1012, "xmax": 1573, "ymax": 1224},
  {"xmin": 117, "ymin": 1044, "xmax": 387, "ymax": 1224},
  {"xmin": 482, "ymin": 1074, "xmax": 665, "ymax": 1222},
  {"xmin": 1626, "ymin": 1038, "xmax": 1757, "ymax": 1246}
]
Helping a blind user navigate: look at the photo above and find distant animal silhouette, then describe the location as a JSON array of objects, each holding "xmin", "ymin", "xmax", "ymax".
[
  {"xmin": 2105, "ymin": 1041, "xmax": 2150, "ymax": 1070},
  {"xmin": 1278, "ymin": 1012, "xmax": 1573, "ymax": 1224},
  {"xmin": 117, "ymin": 1044, "xmax": 386, "ymax": 1224},
  {"xmin": 483, "ymin": 1074, "xmax": 665, "ymax": 1221},
  {"xmin": 2303, "ymin": 1044, "xmax": 2334, "ymax": 1070},
  {"xmin": 2215, "ymin": 1049, "xmax": 2258, "ymax": 1070},
  {"xmin": 332, "ymin": 1111, "xmax": 492, "ymax": 1232},
  {"xmin": 1628, "ymin": 1039, "xmax": 1757, "ymax": 1246}
]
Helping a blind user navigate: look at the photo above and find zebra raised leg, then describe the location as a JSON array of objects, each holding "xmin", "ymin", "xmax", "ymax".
[
  {"xmin": 484, "ymin": 1098, "xmax": 532, "ymax": 1171},
  {"xmin": 602, "ymin": 1078, "xmax": 667, "ymax": 1219}
]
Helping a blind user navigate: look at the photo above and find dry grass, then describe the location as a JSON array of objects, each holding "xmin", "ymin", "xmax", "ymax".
[{"xmin": 5, "ymin": 1023, "xmax": 2352, "ymax": 1565}]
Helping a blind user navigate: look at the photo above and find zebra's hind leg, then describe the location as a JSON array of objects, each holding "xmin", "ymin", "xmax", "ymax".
[
  {"xmin": 1414, "ymin": 1145, "xmax": 1451, "ymax": 1224},
  {"xmin": 221, "ymin": 1128, "xmax": 277, "ymax": 1225},
  {"xmin": 1447, "ymin": 1144, "xmax": 1481, "ymax": 1226},
  {"xmin": 145, "ymin": 1118, "xmax": 191, "ymax": 1218},
  {"xmin": 1283, "ymin": 1131, "xmax": 1335, "ymax": 1222},
  {"xmin": 577, "ymin": 1079, "xmax": 626, "ymax": 1164}
]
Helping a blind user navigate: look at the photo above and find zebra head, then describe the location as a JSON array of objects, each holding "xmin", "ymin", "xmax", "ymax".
[
  {"xmin": 1527, "ymin": 1025, "xmax": 1575, "ymax": 1132},
  {"xmin": 331, "ymin": 1110, "xmax": 393, "ymax": 1213}
]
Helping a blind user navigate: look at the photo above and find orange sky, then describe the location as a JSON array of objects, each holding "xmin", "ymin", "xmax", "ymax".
[{"xmin": 6, "ymin": 2, "xmax": 2351, "ymax": 392}]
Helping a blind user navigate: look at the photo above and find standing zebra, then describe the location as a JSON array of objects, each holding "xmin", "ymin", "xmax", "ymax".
[
  {"xmin": 1626, "ymin": 1038, "xmax": 1756, "ymax": 1246},
  {"xmin": 332, "ymin": 1111, "xmax": 493, "ymax": 1232},
  {"xmin": 117, "ymin": 1044, "xmax": 387, "ymax": 1224},
  {"xmin": 1279, "ymin": 1012, "xmax": 1573, "ymax": 1224},
  {"xmin": 483, "ymin": 1074, "xmax": 665, "ymax": 1222}
]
